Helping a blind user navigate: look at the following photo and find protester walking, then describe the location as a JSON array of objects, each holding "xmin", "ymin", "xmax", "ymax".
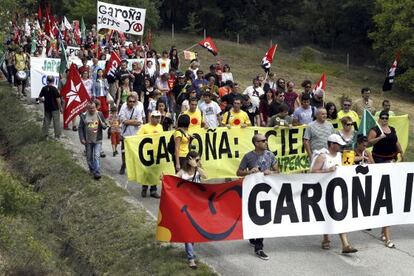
[
  {"xmin": 310, "ymin": 133, "xmax": 358, "ymax": 254},
  {"xmin": 137, "ymin": 110, "xmax": 163, "ymax": 198},
  {"xmin": 237, "ymin": 133, "xmax": 279, "ymax": 260},
  {"xmin": 38, "ymin": 75, "xmax": 62, "ymax": 140},
  {"xmin": 78, "ymin": 101, "xmax": 108, "ymax": 180},
  {"xmin": 176, "ymin": 151, "xmax": 207, "ymax": 269}
]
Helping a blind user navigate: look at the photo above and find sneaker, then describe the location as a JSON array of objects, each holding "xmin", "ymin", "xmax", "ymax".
[
  {"xmin": 113, "ymin": 151, "xmax": 116, "ymax": 157},
  {"xmin": 93, "ymin": 173, "xmax": 101, "ymax": 180},
  {"xmin": 141, "ymin": 189, "xmax": 147, "ymax": 198},
  {"xmin": 72, "ymin": 126, "xmax": 78, "ymax": 131},
  {"xmin": 249, "ymin": 241, "xmax": 255, "ymax": 248},
  {"xmin": 114, "ymin": 150, "xmax": 119, "ymax": 155},
  {"xmin": 100, "ymin": 152, "xmax": 106, "ymax": 158},
  {"xmin": 188, "ymin": 259, "xmax": 197, "ymax": 269},
  {"xmin": 255, "ymin": 250, "xmax": 269, "ymax": 260},
  {"xmin": 150, "ymin": 192, "xmax": 160, "ymax": 199},
  {"xmin": 119, "ymin": 166, "xmax": 125, "ymax": 175}
]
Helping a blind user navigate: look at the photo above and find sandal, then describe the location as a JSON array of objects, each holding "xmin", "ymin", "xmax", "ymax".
[
  {"xmin": 385, "ymin": 240, "xmax": 395, "ymax": 248},
  {"xmin": 342, "ymin": 245, "xmax": 358, "ymax": 254},
  {"xmin": 321, "ymin": 240, "xmax": 331, "ymax": 250}
]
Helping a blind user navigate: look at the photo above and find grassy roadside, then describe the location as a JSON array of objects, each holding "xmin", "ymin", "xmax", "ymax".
[{"xmin": 0, "ymin": 84, "xmax": 214, "ymax": 275}]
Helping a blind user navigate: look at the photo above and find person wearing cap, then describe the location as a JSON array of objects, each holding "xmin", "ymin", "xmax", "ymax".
[
  {"xmin": 38, "ymin": 75, "xmax": 62, "ymax": 139},
  {"xmin": 310, "ymin": 133, "xmax": 358, "ymax": 254},
  {"xmin": 137, "ymin": 110, "xmax": 163, "ymax": 198},
  {"xmin": 303, "ymin": 107, "xmax": 334, "ymax": 161}
]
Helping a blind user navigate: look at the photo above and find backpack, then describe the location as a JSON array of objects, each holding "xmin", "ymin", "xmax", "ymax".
[{"xmin": 167, "ymin": 129, "xmax": 187, "ymax": 159}]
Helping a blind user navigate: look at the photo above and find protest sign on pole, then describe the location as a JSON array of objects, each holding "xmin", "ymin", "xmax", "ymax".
[{"xmin": 97, "ymin": 1, "xmax": 146, "ymax": 35}]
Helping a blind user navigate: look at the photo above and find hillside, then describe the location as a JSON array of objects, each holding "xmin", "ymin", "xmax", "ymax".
[{"xmin": 153, "ymin": 31, "xmax": 413, "ymax": 159}]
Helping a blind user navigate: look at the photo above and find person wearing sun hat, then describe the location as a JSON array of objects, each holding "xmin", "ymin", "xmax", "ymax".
[{"xmin": 310, "ymin": 133, "xmax": 358, "ymax": 254}]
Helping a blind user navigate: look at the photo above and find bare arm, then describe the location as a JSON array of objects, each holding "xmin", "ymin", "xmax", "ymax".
[
  {"xmin": 310, "ymin": 155, "xmax": 335, "ymax": 173},
  {"xmin": 303, "ymin": 139, "xmax": 312, "ymax": 159},
  {"xmin": 367, "ymin": 129, "xmax": 385, "ymax": 146}
]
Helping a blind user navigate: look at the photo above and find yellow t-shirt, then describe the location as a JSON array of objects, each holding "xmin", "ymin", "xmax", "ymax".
[
  {"xmin": 137, "ymin": 123, "xmax": 163, "ymax": 135},
  {"xmin": 222, "ymin": 109, "xmax": 251, "ymax": 127},
  {"xmin": 174, "ymin": 129, "xmax": 190, "ymax": 157},
  {"xmin": 183, "ymin": 109, "xmax": 202, "ymax": 130},
  {"xmin": 337, "ymin": 110, "xmax": 360, "ymax": 128},
  {"xmin": 15, "ymin": 53, "xmax": 27, "ymax": 71}
]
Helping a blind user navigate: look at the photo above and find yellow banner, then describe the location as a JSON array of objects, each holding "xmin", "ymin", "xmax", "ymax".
[{"xmin": 125, "ymin": 115, "xmax": 409, "ymax": 185}]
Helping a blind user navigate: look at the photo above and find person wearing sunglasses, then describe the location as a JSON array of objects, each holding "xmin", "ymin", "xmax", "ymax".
[
  {"xmin": 176, "ymin": 151, "xmax": 207, "ymax": 269},
  {"xmin": 119, "ymin": 94, "xmax": 145, "ymax": 175},
  {"xmin": 237, "ymin": 134, "xmax": 279, "ymax": 261},
  {"xmin": 337, "ymin": 116, "xmax": 355, "ymax": 150},
  {"xmin": 337, "ymin": 98, "xmax": 359, "ymax": 128},
  {"xmin": 367, "ymin": 110, "xmax": 404, "ymax": 248}
]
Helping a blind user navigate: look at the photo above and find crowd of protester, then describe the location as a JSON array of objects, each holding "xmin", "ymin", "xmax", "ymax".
[{"xmin": 2, "ymin": 15, "xmax": 405, "ymax": 269}]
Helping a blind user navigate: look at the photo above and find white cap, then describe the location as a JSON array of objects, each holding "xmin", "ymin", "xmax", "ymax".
[
  {"xmin": 151, "ymin": 110, "xmax": 161, "ymax": 117},
  {"xmin": 327, "ymin": 134, "xmax": 346, "ymax": 146}
]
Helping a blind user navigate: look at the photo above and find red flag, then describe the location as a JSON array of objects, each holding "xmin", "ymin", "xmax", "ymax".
[
  {"xmin": 60, "ymin": 64, "xmax": 91, "ymax": 128},
  {"xmin": 383, "ymin": 52, "xmax": 400, "ymax": 91},
  {"xmin": 261, "ymin": 44, "xmax": 278, "ymax": 72},
  {"xmin": 73, "ymin": 20, "xmax": 81, "ymax": 45},
  {"xmin": 145, "ymin": 29, "xmax": 153, "ymax": 48},
  {"xmin": 37, "ymin": 6, "xmax": 42, "ymax": 22},
  {"xmin": 314, "ymin": 73, "xmax": 327, "ymax": 92},
  {"xmin": 157, "ymin": 175, "xmax": 243, "ymax": 242},
  {"xmin": 198, "ymin": 37, "xmax": 218, "ymax": 56},
  {"xmin": 117, "ymin": 31, "xmax": 126, "ymax": 42},
  {"xmin": 105, "ymin": 51, "xmax": 122, "ymax": 77}
]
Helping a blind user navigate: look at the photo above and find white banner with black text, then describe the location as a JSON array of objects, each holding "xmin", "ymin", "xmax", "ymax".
[{"xmin": 242, "ymin": 163, "xmax": 414, "ymax": 239}]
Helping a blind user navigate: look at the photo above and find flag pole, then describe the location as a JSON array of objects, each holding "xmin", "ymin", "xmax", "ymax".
[
  {"xmin": 178, "ymin": 43, "xmax": 199, "ymax": 55},
  {"xmin": 264, "ymin": 44, "xmax": 276, "ymax": 82}
]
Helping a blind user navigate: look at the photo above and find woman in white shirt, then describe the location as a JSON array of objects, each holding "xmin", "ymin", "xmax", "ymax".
[{"xmin": 221, "ymin": 64, "xmax": 234, "ymax": 85}]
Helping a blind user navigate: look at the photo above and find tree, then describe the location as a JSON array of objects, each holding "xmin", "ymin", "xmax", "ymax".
[
  {"xmin": 370, "ymin": 0, "xmax": 414, "ymax": 93},
  {"xmin": 183, "ymin": 12, "xmax": 202, "ymax": 34}
]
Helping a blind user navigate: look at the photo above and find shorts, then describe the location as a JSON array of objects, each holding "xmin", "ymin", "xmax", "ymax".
[{"xmin": 111, "ymin": 132, "xmax": 121, "ymax": 145}]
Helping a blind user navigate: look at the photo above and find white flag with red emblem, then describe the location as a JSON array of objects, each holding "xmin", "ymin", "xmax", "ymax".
[
  {"xmin": 383, "ymin": 52, "xmax": 400, "ymax": 91},
  {"xmin": 314, "ymin": 73, "xmax": 327, "ymax": 91},
  {"xmin": 198, "ymin": 37, "xmax": 218, "ymax": 56},
  {"xmin": 261, "ymin": 44, "xmax": 278, "ymax": 72},
  {"xmin": 60, "ymin": 64, "xmax": 91, "ymax": 128},
  {"xmin": 105, "ymin": 51, "xmax": 122, "ymax": 77}
]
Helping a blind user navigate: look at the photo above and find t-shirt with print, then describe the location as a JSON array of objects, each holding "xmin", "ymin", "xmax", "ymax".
[
  {"xmin": 239, "ymin": 150, "xmax": 277, "ymax": 172},
  {"xmin": 108, "ymin": 114, "xmax": 121, "ymax": 133},
  {"xmin": 84, "ymin": 112, "xmax": 99, "ymax": 143},
  {"xmin": 241, "ymin": 103, "xmax": 259, "ymax": 126},
  {"xmin": 199, "ymin": 101, "xmax": 221, "ymax": 128},
  {"xmin": 222, "ymin": 109, "xmax": 251, "ymax": 127},
  {"xmin": 183, "ymin": 109, "xmax": 203, "ymax": 130}
]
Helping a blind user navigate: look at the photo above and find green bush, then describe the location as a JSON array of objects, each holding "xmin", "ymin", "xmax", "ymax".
[{"xmin": 300, "ymin": 47, "xmax": 315, "ymax": 63}]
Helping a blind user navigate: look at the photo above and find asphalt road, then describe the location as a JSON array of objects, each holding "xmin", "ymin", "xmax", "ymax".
[{"xmin": 30, "ymin": 99, "xmax": 414, "ymax": 276}]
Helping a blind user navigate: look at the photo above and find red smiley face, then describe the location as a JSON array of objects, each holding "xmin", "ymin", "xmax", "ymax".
[{"xmin": 157, "ymin": 175, "xmax": 243, "ymax": 242}]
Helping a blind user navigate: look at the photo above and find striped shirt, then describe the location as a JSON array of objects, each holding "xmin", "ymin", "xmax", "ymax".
[{"xmin": 303, "ymin": 120, "xmax": 334, "ymax": 152}]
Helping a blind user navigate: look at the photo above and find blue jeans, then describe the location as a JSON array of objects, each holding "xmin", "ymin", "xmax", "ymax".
[
  {"xmin": 86, "ymin": 142, "xmax": 102, "ymax": 174},
  {"xmin": 185, "ymin": 243, "xmax": 195, "ymax": 260}
]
